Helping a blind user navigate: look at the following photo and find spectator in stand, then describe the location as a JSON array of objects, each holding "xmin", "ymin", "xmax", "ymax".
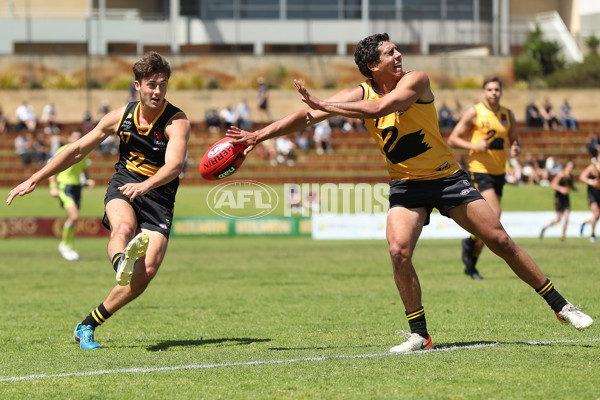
[
  {"xmin": 438, "ymin": 102, "xmax": 454, "ymax": 129},
  {"xmin": 506, "ymin": 156, "xmax": 523, "ymax": 185},
  {"xmin": 41, "ymin": 103, "xmax": 59, "ymax": 134},
  {"xmin": 438, "ymin": 102, "xmax": 454, "ymax": 128},
  {"xmin": 236, "ymin": 99, "xmax": 252, "ymax": 131},
  {"xmin": 205, "ymin": 105, "xmax": 221, "ymax": 134},
  {"xmin": 32, "ymin": 133, "xmax": 51, "ymax": 164},
  {"xmin": 14, "ymin": 130, "xmax": 33, "ymax": 165},
  {"xmin": 521, "ymin": 152, "xmax": 539, "ymax": 185},
  {"xmin": 260, "ymin": 139, "xmax": 278, "ymax": 166},
  {"xmin": 82, "ymin": 111, "xmax": 95, "ymax": 132},
  {"xmin": 544, "ymin": 155, "xmax": 563, "ymax": 179},
  {"xmin": 275, "ymin": 136, "xmax": 296, "ymax": 166},
  {"xmin": 0, "ymin": 106, "xmax": 8, "ymax": 134},
  {"xmin": 294, "ymin": 129, "xmax": 314, "ymax": 152},
  {"xmin": 560, "ymin": 99, "xmax": 577, "ymax": 130},
  {"xmin": 127, "ymin": 78, "xmax": 137, "ymax": 102},
  {"xmin": 219, "ymin": 105, "xmax": 236, "ymax": 131},
  {"xmin": 257, "ymin": 77, "xmax": 271, "ymax": 122},
  {"xmin": 313, "ymin": 119, "xmax": 333, "ymax": 155},
  {"xmin": 534, "ymin": 153, "xmax": 550, "ymax": 186},
  {"xmin": 540, "ymin": 98, "xmax": 559, "ymax": 131},
  {"xmin": 15, "ymin": 101, "xmax": 37, "ymax": 132},
  {"xmin": 451, "ymin": 99, "xmax": 463, "ymax": 126},
  {"xmin": 97, "ymin": 100, "xmax": 110, "ymax": 122},
  {"xmin": 525, "ymin": 98, "xmax": 543, "ymax": 128},
  {"xmin": 586, "ymin": 132, "xmax": 600, "ymax": 159}
]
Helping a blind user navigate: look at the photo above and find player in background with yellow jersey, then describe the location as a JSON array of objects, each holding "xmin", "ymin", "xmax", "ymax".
[
  {"xmin": 49, "ymin": 129, "xmax": 95, "ymax": 261},
  {"xmin": 227, "ymin": 33, "xmax": 592, "ymax": 353},
  {"xmin": 446, "ymin": 77, "xmax": 520, "ymax": 279}
]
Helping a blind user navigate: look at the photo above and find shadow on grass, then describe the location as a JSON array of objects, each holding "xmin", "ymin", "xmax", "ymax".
[
  {"xmin": 428, "ymin": 340, "xmax": 596, "ymax": 351},
  {"xmin": 269, "ymin": 344, "xmax": 384, "ymax": 351},
  {"xmin": 147, "ymin": 337, "xmax": 271, "ymax": 352}
]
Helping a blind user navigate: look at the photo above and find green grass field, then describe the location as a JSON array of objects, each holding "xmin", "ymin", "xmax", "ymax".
[{"xmin": 1, "ymin": 184, "xmax": 598, "ymax": 399}]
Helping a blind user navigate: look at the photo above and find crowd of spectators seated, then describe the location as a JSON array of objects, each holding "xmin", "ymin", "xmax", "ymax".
[{"xmin": 526, "ymin": 97, "xmax": 577, "ymax": 131}]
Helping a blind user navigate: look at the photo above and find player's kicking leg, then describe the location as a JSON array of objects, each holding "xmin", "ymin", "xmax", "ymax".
[{"xmin": 115, "ymin": 232, "xmax": 149, "ymax": 285}]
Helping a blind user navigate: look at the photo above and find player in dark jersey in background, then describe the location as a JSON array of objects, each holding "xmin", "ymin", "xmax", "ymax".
[
  {"xmin": 446, "ymin": 77, "xmax": 520, "ymax": 279},
  {"xmin": 578, "ymin": 160, "xmax": 600, "ymax": 242},
  {"xmin": 7, "ymin": 52, "xmax": 191, "ymax": 349},
  {"xmin": 227, "ymin": 33, "xmax": 592, "ymax": 353},
  {"xmin": 540, "ymin": 160, "xmax": 577, "ymax": 241}
]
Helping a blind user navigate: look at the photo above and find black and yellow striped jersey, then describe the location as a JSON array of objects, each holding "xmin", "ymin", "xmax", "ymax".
[
  {"xmin": 114, "ymin": 100, "xmax": 184, "ymax": 203},
  {"xmin": 360, "ymin": 79, "xmax": 460, "ymax": 181}
]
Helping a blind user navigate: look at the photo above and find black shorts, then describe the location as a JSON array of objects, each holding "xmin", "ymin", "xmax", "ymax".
[
  {"xmin": 102, "ymin": 174, "xmax": 175, "ymax": 239},
  {"xmin": 554, "ymin": 192, "xmax": 570, "ymax": 212},
  {"xmin": 470, "ymin": 172, "xmax": 505, "ymax": 197},
  {"xmin": 389, "ymin": 169, "xmax": 484, "ymax": 225},
  {"xmin": 58, "ymin": 184, "xmax": 82, "ymax": 209},
  {"xmin": 587, "ymin": 186, "xmax": 600, "ymax": 206}
]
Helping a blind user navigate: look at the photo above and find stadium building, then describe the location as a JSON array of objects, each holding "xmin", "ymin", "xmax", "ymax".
[{"xmin": 0, "ymin": 0, "xmax": 591, "ymax": 63}]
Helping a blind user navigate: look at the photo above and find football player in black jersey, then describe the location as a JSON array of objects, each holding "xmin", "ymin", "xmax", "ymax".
[{"xmin": 7, "ymin": 52, "xmax": 191, "ymax": 349}]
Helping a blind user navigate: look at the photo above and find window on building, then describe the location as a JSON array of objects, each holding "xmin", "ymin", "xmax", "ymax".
[
  {"xmin": 402, "ymin": 0, "xmax": 441, "ymax": 20},
  {"xmin": 447, "ymin": 0, "xmax": 475, "ymax": 20},
  {"xmin": 287, "ymin": 0, "xmax": 339, "ymax": 19}
]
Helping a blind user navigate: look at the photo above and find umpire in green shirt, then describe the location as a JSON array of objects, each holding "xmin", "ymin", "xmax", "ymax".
[{"xmin": 49, "ymin": 129, "xmax": 95, "ymax": 260}]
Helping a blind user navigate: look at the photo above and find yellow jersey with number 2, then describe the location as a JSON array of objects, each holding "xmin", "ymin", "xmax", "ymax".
[
  {"xmin": 360, "ymin": 78, "xmax": 460, "ymax": 181},
  {"xmin": 467, "ymin": 102, "xmax": 512, "ymax": 175}
]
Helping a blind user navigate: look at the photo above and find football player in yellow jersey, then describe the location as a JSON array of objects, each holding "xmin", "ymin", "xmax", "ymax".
[
  {"xmin": 446, "ymin": 77, "xmax": 520, "ymax": 280},
  {"xmin": 227, "ymin": 33, "xmax": 592, "ymax": 353},
  {"xmin": 7, "ymin": 52, "xmax": 191, "ymax": 349},
  {"xmin": 578, "ymin": 159, "xmax": 600, "ymax": 242}
]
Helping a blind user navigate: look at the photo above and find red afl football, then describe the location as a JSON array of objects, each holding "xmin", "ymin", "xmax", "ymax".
[{"xmin": 199, "ymin": 137, "xmax": 247, "ymax": 180}]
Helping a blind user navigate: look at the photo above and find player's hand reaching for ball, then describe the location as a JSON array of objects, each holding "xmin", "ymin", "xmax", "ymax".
[{"xmin": 226, "ymin": 126, "xmax": 258, "ymax": 155}]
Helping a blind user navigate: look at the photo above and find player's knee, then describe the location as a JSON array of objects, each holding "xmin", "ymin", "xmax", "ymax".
[
  {"xmin": 112, "ymin": 223, "xmax": 136, "ymax": 241},
  {"xmin": 388, "ymin": 242, "xmax": 411, "ymax": 264},
  {"xmin": 486, "ymin": 230, "xmax": 514, "ymax": 253}
]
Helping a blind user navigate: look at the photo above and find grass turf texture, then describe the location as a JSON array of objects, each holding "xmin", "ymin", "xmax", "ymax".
[
  {"xmin": 0, "ymin": 236, "xmax": 598, "ymax": 399},
  {"xmin": 1, "ymin": 184, "xmax": 598, "ymax": 398}
]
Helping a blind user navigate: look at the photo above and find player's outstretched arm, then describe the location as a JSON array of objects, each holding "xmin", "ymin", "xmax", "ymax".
[
  {"xmin": 227, "ymin": 86, "xmax": 362, "ymax": 155},
  {"xmin": 6, "ymin": 108, "xmax": 123, "ymax": 205},
  {"xmin": 295, "ymin": 72, "xmax": 430, "ymax": 120}
]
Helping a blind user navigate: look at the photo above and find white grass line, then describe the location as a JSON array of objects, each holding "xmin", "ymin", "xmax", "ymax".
[{"xmin": 2, "ymin": 337, "xmax": 599, "ymax": 383}]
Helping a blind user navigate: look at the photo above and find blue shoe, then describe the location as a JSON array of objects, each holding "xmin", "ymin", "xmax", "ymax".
[{"xmin": 73, "ymin": 323, "xmax": 101, "ymax": 349}]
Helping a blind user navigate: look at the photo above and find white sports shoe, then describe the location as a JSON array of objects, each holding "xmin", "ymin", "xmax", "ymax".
[
  {"xmin": 390, "ymin": 332, "xmax": 433, "ymax": 353},
  {"xmin": 556, "ymin": 303, "xmax": 594, "ymax": 330},
  {"xmin": 59, "ymin": 243, "xmax": 79, "ymax": 261},
  {"xmin": 116, "ymin": 232, "xmax": 149, "ymax": 286}
]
